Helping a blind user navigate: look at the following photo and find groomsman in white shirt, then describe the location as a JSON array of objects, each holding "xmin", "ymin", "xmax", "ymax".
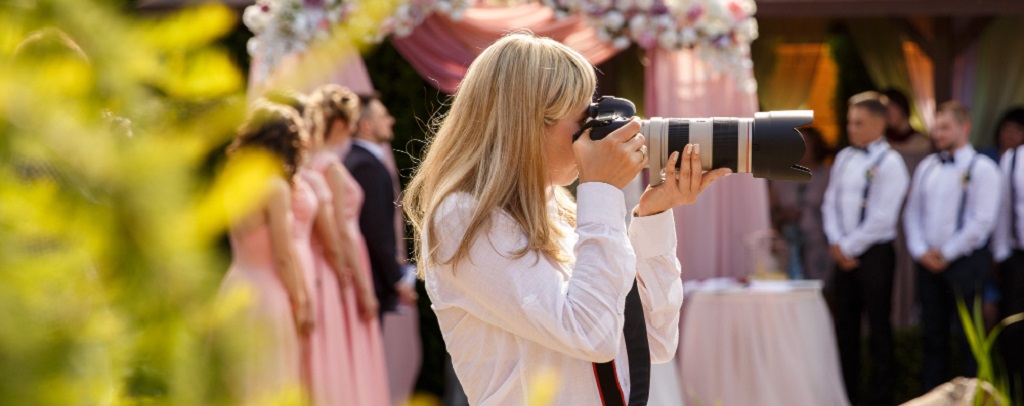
[
  {"xmin": 904, "ymin": 101, "xmax": 1002, "ymax": 392},
  {"xmin": 991, "ymin": 109, "xmax": 1024, "ymax": 397},
  {"xmin": 823, "ymin": 92, "xmax": 910, "ymax": 406}
]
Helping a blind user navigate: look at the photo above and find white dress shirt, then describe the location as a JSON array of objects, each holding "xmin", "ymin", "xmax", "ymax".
[
  {"xmin": 423, "ymin": 182, "xmax": 683, "ymax": 405},
  {"xmin": 822, "ymin": 138, "xmax": 910, "ymax": 258},
  {"xmin": 992, "ymin": 146, "xmax": 1024, "ymax": 262},
  {"xmin": 903, "ymin": 145, "xmax": 1002, "ymax": 262}
]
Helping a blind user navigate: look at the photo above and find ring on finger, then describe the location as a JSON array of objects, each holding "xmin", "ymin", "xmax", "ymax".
[{"xmin": 638, "ymin": 147, "xmax": 647, "ymax": 162}]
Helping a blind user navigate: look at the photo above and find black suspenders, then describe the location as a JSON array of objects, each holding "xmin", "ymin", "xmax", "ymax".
[
  {"xmin": 1011, "ymin": 148, "xmax": 1020, "ymax": 246},
  {"xmin": 919, "ymin": 153, "xmax": 979, "ymax": 232},
  {"xmin": 860, "ymin": 151, "xmax": 891, "ymax": 224},
  {"xmin": 835, "ymin": 148, "xmax": 890, "ymax": 236}
]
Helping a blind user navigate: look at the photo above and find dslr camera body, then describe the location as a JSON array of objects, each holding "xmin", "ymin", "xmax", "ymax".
[{"xmin": 573, "ymin": 96, "xmax": 814, "ymax": 184}]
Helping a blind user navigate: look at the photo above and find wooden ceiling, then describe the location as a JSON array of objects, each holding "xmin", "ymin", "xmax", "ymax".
[{"xmin": 756, "ymin": 0, "xmax": 1024, "ymax": 17}]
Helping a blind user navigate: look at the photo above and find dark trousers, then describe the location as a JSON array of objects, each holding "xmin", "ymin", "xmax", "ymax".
[
  {"xmin": 832, "ymin": 242, "xmax": 895, "ymax": 406},
  {"xmin": 917, "ymin": 247, "xmax": 989, "ymax": 391},
  {"xmin": 999, "ymin": 250, "xmax": 1024, "ymax": 398}
]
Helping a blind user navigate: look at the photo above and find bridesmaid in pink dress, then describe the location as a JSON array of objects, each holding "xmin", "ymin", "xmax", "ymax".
[
  {"xmin": 219, "ymin": 104, "xmax": 315, "ymax": 404},
  {"xmin": 306, "ymin": 85, "xmax": 392, "ymax": 405},
  {"xmin": 291, "ymin": 170, "xmax": 327, "ymax": 403}
]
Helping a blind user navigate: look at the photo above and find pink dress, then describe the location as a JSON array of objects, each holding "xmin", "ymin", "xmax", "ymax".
[
  {"xmin": 220, "ymin": 209, "xmax": 302, "ymax": 403},
  {"xmin": 301, "ymin": 163, "xmax": 357, "ymax": 405},
  {"xmin": 291, "ymin": 174, "xmax": 323, "ymax": 403},
  {"xmin": 317, "ymin": 150, "xmax": 392, "ymax": 405}
]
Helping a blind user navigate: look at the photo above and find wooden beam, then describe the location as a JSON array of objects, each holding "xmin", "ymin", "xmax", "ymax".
[
  {"xmin": 933, "ymin": 17, "xmax": 954, "ymax": 104},
  {"xmin": 892, "ymin": 17, "xmax": 934, "ymax": 60},
  {"xmin": 953, "ymin": 17, "xmax": 993, "ymax": 55},
  {"xmin": 757, "ymin": 0, "xmax": 1024, "ymax": 17}
]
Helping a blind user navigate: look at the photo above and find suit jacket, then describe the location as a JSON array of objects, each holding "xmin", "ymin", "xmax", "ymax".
[{"xmin": 344, "ymin": 143, "xmax": 403, "ymax": 312}]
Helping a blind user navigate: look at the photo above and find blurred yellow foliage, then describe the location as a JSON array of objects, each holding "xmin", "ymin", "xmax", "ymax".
[{"xmin": 0, "ymin": 0, "xmax": 395, "ymax": 403}]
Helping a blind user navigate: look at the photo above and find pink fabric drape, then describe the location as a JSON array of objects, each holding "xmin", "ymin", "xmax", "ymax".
[
  {"xmin": 644, "ymin": 47, "xmax": 771, "ymax": 282},
  {"xmin": 391, "ymin": 3, "xmax": 618, "ymax": 94},
  {"xmin": 248, "ymin": 44, "xmax": 375, "ymax": 96}
]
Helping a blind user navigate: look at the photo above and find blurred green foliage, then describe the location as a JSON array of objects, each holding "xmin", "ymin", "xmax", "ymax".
[{"xmin": 0, "ymin": 0, "xmax": 272, "ymax": 403}]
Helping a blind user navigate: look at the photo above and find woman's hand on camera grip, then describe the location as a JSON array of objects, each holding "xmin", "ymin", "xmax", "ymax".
[
  {"xmin": 573, "ymin": 117, "xmax": 646, "ymax": 189},
  {"xmin": 636, "ymin": 143, "xmax": 731, "ymax": 217}
]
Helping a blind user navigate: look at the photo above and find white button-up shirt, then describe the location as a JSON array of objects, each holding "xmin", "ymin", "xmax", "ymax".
[
  {"xmin": 822, "ymin": 138, "xmax": 910, "ymax": 258},
  {"xmin": 992, "ymin": 146, "xmax": 1023, "ymax": 262},
  {"xmin": 903, "ymin": 145, "xmax": 1002, "ymax": 261},
  {"xmin": 423, "ymin": 182, "xmax": 683, "ymax": 405}
]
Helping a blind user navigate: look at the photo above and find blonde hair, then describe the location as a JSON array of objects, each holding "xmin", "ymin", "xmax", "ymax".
[
  {"xmin": 404, "ymin": 33, "xmax": 596, "ymax": 276},
  {"xmin": 304, "ymin": 84, "xmax": 360, "ymax": 146},
  {"xmin": 937, "ymin": 100, "xmax": 971, "ymax": 125}
]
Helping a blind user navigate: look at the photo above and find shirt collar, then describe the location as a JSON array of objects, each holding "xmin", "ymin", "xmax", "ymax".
[
  {"xmin": 353, "ymin": 138, "xmax": 387, "ymax": 162},
  {"xmin": 938, "ymin": 144, "xmax": 975, "ymax": 165},
  {"xmin": 852, "ymin": 137, "xmax": 889, "ymax": 154},
  {"xmin": 952, "ymin": 144, "xmax": 975, "ymax": 164}
]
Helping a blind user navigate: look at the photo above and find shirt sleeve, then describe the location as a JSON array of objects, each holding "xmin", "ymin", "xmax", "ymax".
[
  {"xmin": 839, "ymin": 152, "xmax": 910, "ymax": 258},
  {"xmin": 821, "ymin": 151, "xmax": 845, "ymax": 245},
  {"xmin": 992, "ymin": 150, "xmax": 1015, "ymax": 263},
  {"xmin": 628, "ymin": 209, "xmax": 682, "ymax": 364},
  {"xmin": 425, "ymin": 182, "xmax": 636, "ymax": 363},
  {"xmin": 903, "ymin": 157, "xmax": 932, "ymax": 260},
  {"xmin": 941, "ymin": 159, "xmax": 1003, "ymax": 261}
]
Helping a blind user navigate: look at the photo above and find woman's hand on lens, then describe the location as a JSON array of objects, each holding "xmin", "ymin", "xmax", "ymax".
[
  {"xmin": 636, "ymin": 143, "xmax": 731, "ymax": 216},
  {"xmin": 574, "ymin": 117, "xmax": 647, "ymax": 189}
]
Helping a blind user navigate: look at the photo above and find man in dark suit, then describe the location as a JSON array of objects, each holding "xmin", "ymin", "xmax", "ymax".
[{"xmin": 344, "ymin": 94, "xmax": 416, "ymax": 319}]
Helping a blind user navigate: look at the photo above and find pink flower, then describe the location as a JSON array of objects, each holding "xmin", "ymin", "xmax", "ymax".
[
  {"xmin": 687, "ymin": 5, "xmax": 703, "ymax": 22},
  {"xmin": 728, "ymin": 1, "xmax": 744, "ymax": 16},
  {"xmin": 638, "ymin": 31, "xmax": 657, "ymax": 49}
]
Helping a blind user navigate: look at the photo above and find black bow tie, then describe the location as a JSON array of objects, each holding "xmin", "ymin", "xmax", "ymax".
[{"xmin": 939, "ymin": 152, "xmax": 955, "ymax": 165}]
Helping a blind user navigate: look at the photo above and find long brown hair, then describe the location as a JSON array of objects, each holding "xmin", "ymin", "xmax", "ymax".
[
  {"xmin": 304, "ymin": 84, "xmax": 360, "ymax": 146},
  {"xmin": 227, "ymin": 102, "xmax": 309, "ymax": 182}
]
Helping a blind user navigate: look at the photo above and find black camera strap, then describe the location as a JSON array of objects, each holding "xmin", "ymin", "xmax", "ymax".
[
  {"xmin": 573, "ymin": 119, "xmax": 610, "ymax": 142},
  {"xmin": 592, "ymin": 278, "xmax": 650, "ymax": 406}
]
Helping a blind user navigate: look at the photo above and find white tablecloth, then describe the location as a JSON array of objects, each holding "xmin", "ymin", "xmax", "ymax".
[{"xmin": 676, "ymin": 281, "xmax": 849, "ymax": 406}]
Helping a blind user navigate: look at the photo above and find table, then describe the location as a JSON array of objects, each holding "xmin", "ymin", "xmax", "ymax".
[{"xmin": 677, "ymin": 280, "xmax": 849, "ymax": 406}]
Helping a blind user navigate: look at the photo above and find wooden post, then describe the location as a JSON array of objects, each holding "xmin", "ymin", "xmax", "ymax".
[{"xmin": 933, "ymin": 17, "xmax": 954, "ymax": 104}]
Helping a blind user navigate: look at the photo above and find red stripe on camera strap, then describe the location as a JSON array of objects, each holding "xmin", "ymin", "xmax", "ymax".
[{"xmin": 592, "ymin": 279, "xmax": 650, "ymax": 406}]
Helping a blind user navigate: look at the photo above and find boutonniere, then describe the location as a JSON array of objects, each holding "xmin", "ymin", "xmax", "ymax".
[
  {"xmin": 962, "ymin": 170, "xmax": 971, "ymax": 187},
  {"xmin": 866, "ymin": 167, "xmax": 877, "ymax": 183}
]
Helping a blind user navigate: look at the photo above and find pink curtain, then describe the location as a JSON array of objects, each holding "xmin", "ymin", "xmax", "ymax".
[
  {"xmin": 645, "ymin": 47, "xmax": 771, "ymax": 282},
  {"xmin": 248, "ymin": 43, "xmax": 375, "ymax": 96},
  {"xmin": 391, "ymin": 3, "xmax": 618, "ymax": 94}
]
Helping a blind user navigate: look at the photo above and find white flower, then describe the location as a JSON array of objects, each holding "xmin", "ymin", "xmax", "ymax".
[
  {"xmin": 612, "ymin": 36, "xmax": 631, "ymax": 50},
  {"xmin": 658, "ymin": 30, "xmax": 679, "ymax": 49},
  {"xmin": 628, "ymin": 14, "xmax": 647, "ymax": 34},
  {"xmin": 596, "ymin": 27, "xmax": 612, "ymax": 42},
  {"xmin": 602, "ymin": 10, "xmax": 625, "ymax": 30},
  {"xmin": 243, "ymin": 5, "xmax": 270, "ymax": 33},
  {"xmin": 655, "ymin": 14, "xmax": 674, "ymax": 29},
  {"xmin": 634, "ymin": 0, "xmax": 654, "ymax": 10},
  {"xmin": 735, "ymin": 19, "xmax": 758, "ymax": 42},
  {"xmin": 436, "ymin": 1, "xmax": 452, "ymax": 14},
  {"xmin": 615, "ymin": 0, "xmax": 635, "ymax": 10},
  {"xmin": 246, "ymin": 37, "xmax": 261, "ymax": 57},
  {"xmin": 703, "ymin": 18, "xmax": 728, "ymax": 37},
  {"xmin": 680, "ymin": 27, "xmax": 697, "ymax": 46}
]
